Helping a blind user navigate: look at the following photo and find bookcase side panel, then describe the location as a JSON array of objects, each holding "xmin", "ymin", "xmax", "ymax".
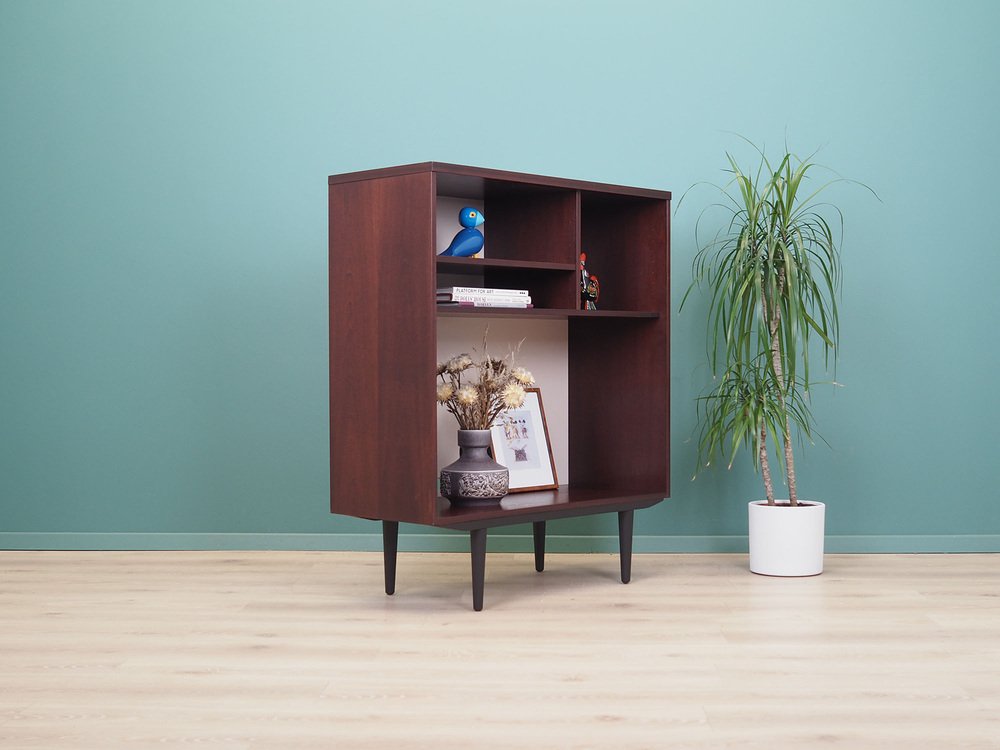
[{"xmin": 329, "ymin": 172, "xmax": 437, "ymax": 524}]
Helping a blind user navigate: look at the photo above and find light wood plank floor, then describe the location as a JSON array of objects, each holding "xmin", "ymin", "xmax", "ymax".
[{"xmin": 1, "ymin": 551, "xmax": 998, "ymax": 749}]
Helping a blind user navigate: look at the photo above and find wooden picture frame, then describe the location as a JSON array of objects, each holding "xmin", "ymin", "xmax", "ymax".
[{"xmin": 490, "ymin": 388, "xmax": 559, "ymax": 492}]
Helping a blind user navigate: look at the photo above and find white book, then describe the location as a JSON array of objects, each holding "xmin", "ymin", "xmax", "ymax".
[
  {"xmin": 436, "ymin": 286, "xmax": 529, "ymax": 297},
  {"xmin": 437, "ymin": 291, "xmax": 532, "ymax": 304},
  {"xmin": 436, "ymin": 300, "xmax": 533, "ymax": 309}
]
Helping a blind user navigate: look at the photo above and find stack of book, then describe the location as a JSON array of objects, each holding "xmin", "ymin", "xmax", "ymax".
[{"xmin": 436, "ymin": 286, "xmax": 533, "ymax": 309}]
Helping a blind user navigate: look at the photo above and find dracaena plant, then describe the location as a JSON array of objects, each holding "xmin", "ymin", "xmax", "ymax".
[
  {"xmin": 682, "ymin": 140, "xmax": 873, "ymax": 505},
  {"xmin": 694, "ymin": 354, "xmax": 817, "ymax": 503}
]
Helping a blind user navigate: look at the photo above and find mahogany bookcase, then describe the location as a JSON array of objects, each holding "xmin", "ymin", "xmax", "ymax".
[{"xmin": 328, "ymin": 163, "xmax": 670, "ymax": 610}]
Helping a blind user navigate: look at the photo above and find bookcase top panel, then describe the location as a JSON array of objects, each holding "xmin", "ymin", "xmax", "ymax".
[{"xmin": 329, "ymin": 162, "xmax": 671, "ymax": 202}]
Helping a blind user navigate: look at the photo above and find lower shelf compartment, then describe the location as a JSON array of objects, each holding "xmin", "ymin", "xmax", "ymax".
[{"xmin": 433, "ymin": 486, "xmax": 666, "ymax": 529}]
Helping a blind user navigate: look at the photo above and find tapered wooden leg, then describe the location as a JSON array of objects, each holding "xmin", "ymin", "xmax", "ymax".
[
  {"xmin": 618, "ymin": 509, "xmax": 634, "ymax": 584},
  {"xmin": 470, "ymin": 528, "xmax": 487, "ymax": 611},
  {"xmin": 533, "ymin": 521, "xmax": 546, "ymax": 572},
  {"xmin": 382, "ymin": 520, "xmax": 398, "ymax": 595}
]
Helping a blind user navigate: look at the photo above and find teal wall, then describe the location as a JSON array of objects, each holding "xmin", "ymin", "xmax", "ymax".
[{"xmin": 2, "ymin": 0, "xmax": 998, "ymax": 551}]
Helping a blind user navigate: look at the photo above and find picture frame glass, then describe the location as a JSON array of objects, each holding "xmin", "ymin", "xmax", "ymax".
[{"xmin": 490, "ymin": 388, "xmax": 558, "ymax": 492}]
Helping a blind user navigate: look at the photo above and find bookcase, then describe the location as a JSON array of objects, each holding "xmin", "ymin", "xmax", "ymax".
[{"xmin": 329, "ymin": 162, "xmax": 670, "ymax": 609}]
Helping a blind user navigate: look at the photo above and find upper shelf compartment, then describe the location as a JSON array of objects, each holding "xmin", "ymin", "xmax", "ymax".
[
  {"xmin": 331, "ymin": 161, "xmax": 670, "ymax": 270},
  {"xmin": 438, "ymin": 176, "xmax": 577, "ymax": 267},
  {"xmin": 579, "ymin": 191, "xmax": 671, "ymax": 313},
  {"xmin": 330, "ymin": 162, "xmax": 672, "ymax": 314}
]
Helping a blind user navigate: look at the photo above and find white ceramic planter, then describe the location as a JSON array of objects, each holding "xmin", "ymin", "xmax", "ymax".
[{"xmin": 748, "ymin": 500, "xmax": 826, "ymax": 577}]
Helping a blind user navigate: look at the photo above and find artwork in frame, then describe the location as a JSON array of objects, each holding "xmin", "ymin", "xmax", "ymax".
[{"xmin": 489, "ymin": 387, "xmax": 558, "ymax": 492}]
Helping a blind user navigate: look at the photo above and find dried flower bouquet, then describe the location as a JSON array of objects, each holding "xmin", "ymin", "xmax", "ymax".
[{"xmin": 436, "ymin": 336, "xmax": 535, "ymax": 431}]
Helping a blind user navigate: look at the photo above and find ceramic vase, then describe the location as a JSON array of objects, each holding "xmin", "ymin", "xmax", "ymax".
[{"xmin": 440, "ymin": 429, "xmax": 509, "ymax": 506}]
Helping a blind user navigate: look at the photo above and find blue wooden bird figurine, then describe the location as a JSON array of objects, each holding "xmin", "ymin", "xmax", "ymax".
[{"xmin": 439, "ymin": 206, "xmax": 485, "ymax": 257}]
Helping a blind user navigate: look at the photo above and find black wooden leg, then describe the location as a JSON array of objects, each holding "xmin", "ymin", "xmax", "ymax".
[
  {"xmin": 618, "ymin": 509, "xmax": 634, "ymax": 584},
  {"xmin": 533, "ymin": 521, "xmax": 546, "ymax": 572},
  {"xmin": 470, "ymin": 528, "xmax": 488, "ymax": 611},
  {"xmin": 382, "ymin": 520, "xmax": 398, "ymax": 595}
]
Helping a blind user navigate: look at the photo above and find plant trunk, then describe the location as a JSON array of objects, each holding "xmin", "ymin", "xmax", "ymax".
[
  {"xmin": 767, "ymin": 270, "xmax": 798, "ymax": 506},
  {"xmin": 759, "ymin": 426, "xmax": 775, "ymax": 504},
  {"xmin": 769, "ymin": 336, "xmax": 799, "ymax": 506},
  {"xmin": 781, "ymin": 418, "xmax": 799, "ymax": 505}
]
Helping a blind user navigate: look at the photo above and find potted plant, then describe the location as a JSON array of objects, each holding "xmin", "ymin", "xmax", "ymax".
[{"xmin": 682, "ymin": 141, "xmax": 871, "ymax": 576}]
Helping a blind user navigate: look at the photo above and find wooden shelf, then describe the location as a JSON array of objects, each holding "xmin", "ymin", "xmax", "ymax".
[
  {"xmin": 435, "ymin": 256, "xmax": 576, "ymax": 273},
  {"xmin": 436, "ymin": 307, "xmax": 660, "ymax": 320},
  {"xmin": 434, "ymin": 487, "xmax": 665, "ymax": 529}
]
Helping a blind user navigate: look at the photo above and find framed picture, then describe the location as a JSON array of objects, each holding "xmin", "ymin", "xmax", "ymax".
[{"xmin": 490, "ymin": 388, "xmax": 559, "ymax": 492}]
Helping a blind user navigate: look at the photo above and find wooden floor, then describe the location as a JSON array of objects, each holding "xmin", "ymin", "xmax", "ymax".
[{"xmin": 1, "ymin": 551, "xmax": 998, "ymax": 749}]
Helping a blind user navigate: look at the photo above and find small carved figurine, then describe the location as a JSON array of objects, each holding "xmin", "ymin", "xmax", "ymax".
[
  {"xmin": 580, "ymin": 251, "xmax": 600, "ymax": 310},
  {"xmin": 439, "ymin": 207, "xmax": 485, "ymax": 257}
]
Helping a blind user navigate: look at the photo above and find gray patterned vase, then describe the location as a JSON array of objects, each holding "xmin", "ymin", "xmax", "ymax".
[{"xmin": 440, "ymin": 429, "xmax": 509, "ymax": 506}]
